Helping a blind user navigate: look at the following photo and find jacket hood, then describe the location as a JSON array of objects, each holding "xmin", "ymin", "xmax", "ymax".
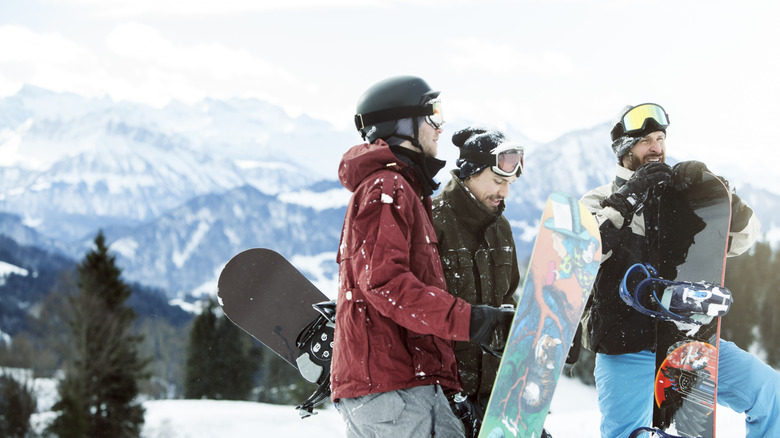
[{"xmin": 338, "ymin": 140, "xmax": 404, "ymax": 193}]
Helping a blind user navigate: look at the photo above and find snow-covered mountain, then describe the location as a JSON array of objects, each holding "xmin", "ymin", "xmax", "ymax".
[
  {"xmin": 1, "ymin": 86, "xmax": 778, "ymax": 300},
  {"xmin": 0, "ymin": 86, "xmax": 351, "ymax": 243},
  {"xmin": 0, "ymin": 127, "xmax": 245, "ymax": 241},
  {"xmin": 501, "ymin": 123, "xmax": 616, "ymax": 245},
  {"xmin": 109, "ymin": 182, "xmax": 348, "ymax": 296}
]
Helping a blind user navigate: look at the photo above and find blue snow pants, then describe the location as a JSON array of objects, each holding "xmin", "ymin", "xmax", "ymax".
[{"xmin": 594, "ymin": 340, "xmax": 780, "ymax": 437}]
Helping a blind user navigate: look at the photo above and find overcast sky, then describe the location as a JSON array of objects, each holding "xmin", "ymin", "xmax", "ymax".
[{"xmin": 2, "ymin": 0, "xmax": 778, "ymax": 178}]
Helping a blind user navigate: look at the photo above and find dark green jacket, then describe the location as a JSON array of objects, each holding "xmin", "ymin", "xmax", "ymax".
[{"xmin": 432, "ymin": 170, "xmax": 520, "ymax": 397}]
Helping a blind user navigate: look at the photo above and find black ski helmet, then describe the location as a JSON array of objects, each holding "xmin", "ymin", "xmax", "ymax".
[{"xmin": 354, "ymin": 76, "xmax": 440, "ymax": 143}]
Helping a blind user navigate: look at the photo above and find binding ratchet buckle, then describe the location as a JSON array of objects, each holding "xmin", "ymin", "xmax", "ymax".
[
  {"xmin": 294, "ymin": 299, "xmax": 336, "ymax": 418},
  {"xmin": 620, "ymin": 263, "xmax": 732, "ymax": 325}
]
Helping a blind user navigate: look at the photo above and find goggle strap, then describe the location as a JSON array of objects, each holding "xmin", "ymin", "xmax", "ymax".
[
  {"xmin": 355, "ymin": 104, "xmax": 434, "ymax": 130},
  {"xmin": 458, "ymin": 147, "xmax": 496, "ymax": 167},
  {"xmin": 459, "ymin": 147, "xmax": 522, "ymax": 165}
]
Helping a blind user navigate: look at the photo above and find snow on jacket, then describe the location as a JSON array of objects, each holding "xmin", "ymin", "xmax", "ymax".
[
  {"xmin": 580, "ymin": 164, "xmax": 760, "ymax": 355},
  {"xmin": 330, "ymin": 140, "xmax": 472, "ymax": 402},
  {"xmin": 432, "ymin": 170, "xmax": 520, "ymax": 398}
]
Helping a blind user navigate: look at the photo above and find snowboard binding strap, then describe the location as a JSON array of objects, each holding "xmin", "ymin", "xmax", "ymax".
[
  {"xmin": 620, "ymin": 263, "xmax": 733, "ymax": 325},
  {"xmin": 294, "ymin": 299, "xmax": 337, "ymax": 418}
]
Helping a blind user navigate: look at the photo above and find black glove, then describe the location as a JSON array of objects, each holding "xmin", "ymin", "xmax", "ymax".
[
  {"xmin": 469, "ymin": 305, "xmax": 514, "ymax": 356},
  {"xmin": 601, "ymin": 162, "xmax": 673, "ymax": 225},
  {"xmin": 672, "ymin": 160, "xmax": 709, "ymax": 190}
]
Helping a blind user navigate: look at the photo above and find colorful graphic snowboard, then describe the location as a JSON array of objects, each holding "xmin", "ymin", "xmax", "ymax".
[
  {"xmin": 479, "ymin": 192, "xmax": 602, "ymax": 438},
  {"xmin": 651, "ymin": 172, "xmax": 732, "ymax": 437}
]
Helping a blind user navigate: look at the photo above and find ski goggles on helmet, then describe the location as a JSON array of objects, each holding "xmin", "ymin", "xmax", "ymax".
[
  {"xmin": 424, "ymin": 99, "xmax": 444, "ymax": 129},
  {"xmin": 611, "ymin": 103, "xmax": 670, "ymax": 140},
  {"xmin": 354, "ymin": 98, "xmax": 444, "ymax": 131},
  {"xmin": 459, "ymin": 142, "xmax": 524, "ymax": 177}
]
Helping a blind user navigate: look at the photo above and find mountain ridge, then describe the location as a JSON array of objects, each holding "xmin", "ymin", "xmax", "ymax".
[{"xmin": 1, "ymin": 86, "xmax": 777, "ymax": 300}]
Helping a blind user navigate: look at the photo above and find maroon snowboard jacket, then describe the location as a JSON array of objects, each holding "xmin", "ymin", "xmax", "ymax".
[{"xmin": 330, "ymin": 140, "xmax": 472, "ymax": 401}]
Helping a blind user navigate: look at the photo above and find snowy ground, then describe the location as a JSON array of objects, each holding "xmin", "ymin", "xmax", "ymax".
[
  {"xmin": 28, "ymin": 374, "xmax": 746, "ymax": 437},
  {"xmin": 138, "ymin": 378, "xmax": 745, "ymax": 437}
]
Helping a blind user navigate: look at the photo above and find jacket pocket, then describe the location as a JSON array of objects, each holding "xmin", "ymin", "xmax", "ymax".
[
  {"xmin": 338, "ymin": 297, "xmax": 372, "ymax": 386},
  {"xmin": 441, "ymin": 249, "xmax": 476, "ymax": 302},
  {"xmin": 489, "ymin": 247, "xmax": 514, "ymax": 302},
  {"xmin": 405, "ymin": 331, "xmax": 444, "ymax": 380}
]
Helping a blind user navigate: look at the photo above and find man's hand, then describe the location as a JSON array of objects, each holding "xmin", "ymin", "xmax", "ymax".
[
  {"xmin": 469, "ymin": 305, "xmax": 514, "ymax": 356},
  {"xmin": 673, "ymin": 160, "xmax": 709, "ymax": 190},
  {"xmin": 601, "ymin": 162, "xmax": 673, "ymax": 225},
  {"xmin": 628, "ymin": 162, "xmax": 674, "ymax": 194}
]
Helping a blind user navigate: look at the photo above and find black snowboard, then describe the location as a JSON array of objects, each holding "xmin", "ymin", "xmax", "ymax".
[
  {"xmin": 651, "ymin": 171, "xmax": 732, "ymax": 437},
  {"xmin": 217, "ymin": 248, "xmax": 331, "ymax": 375}
]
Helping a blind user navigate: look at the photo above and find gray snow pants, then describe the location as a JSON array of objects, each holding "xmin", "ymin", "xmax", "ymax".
[{"xmin": 337, "ymin": 385, "xmax": 465, "ymax": 437}]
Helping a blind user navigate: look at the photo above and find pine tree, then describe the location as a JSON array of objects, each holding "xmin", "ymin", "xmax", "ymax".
[
  {"xmin": 184, "ymin": 299, "xmax": 259, "ymax": 400},
  {"xmin": 758, "ymin": 245, "xmax": 780, "ymax": 367},
  {"xmin": 137, "ymin": 317, "xmax": 189, "ymax": 399},
  {"xmin": 47, "ymin": 231, "xmax": 149, "ymax": 438},
  {"xmin": 184, "ymin": 300, "xmax": 219, "ymax": 399},
  {"xmin": 723, "ymin": 245, "xmax": 760, "ymax": 350},
  {"xmin": 0, "ymin": 372, "xmax": 36, "ymax": 438},
  {"xmin": 212, "ymin": 311, "xmax": 258, "ymax": 400}
]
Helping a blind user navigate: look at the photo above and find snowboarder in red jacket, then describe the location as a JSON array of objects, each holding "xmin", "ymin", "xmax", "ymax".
[{"xmin": 331, "ymin": 76, "xmax": 512, "ymax": 438}]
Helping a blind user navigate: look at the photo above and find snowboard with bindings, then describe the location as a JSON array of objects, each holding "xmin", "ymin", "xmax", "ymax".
[
  {"xmin": 623, "ymin": 171, "xmax": 732, "ymax": 438},
  {"xmin": 479, "ymin": 192, "xmax": 602, "ymax": 438},
  {"xmin": 217, "ymin": 248, "xmax": 335, "ymax": 416}
]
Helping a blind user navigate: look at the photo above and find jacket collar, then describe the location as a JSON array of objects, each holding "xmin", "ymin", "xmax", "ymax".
[
  {"xmin": 338, "ymin": 139, "xmax": 444, "ymax": 197},
  {"xmin": 614, "ymin": 164, "xmax": 635, "ymax": 188},
  {"xmin": 441, "ymin": 169, "xmax": 503, "ymax": 232},
  {"xmin": 389, "ymin": 145, "xmax": 445, "ymax": 197},
  {"xmin": 339, "ymin": 140, "xmax": 412, "ymax": 193}
]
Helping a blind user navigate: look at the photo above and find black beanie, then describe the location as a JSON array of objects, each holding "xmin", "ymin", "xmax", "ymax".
[{"xmin": 453, "ymin": 127, "xmax": 513, "ymax": 179}]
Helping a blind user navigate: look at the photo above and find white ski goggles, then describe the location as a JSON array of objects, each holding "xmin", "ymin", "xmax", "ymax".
[
  {"xmin": 492, "ymin": 143, "xmax": 524, "ymax": 176},
  {"xmin": 459, "ymin": 143, "xmax": 524, "ymax": 177}
]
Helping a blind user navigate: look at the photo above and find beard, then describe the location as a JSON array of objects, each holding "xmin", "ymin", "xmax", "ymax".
[
  {"xmin": 480, "ymin": 196, "xmax": 504, "ymax": 213},
  {"xmin": 624, "ymin": 152, "xmax": 665, "ymax": 171}
]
